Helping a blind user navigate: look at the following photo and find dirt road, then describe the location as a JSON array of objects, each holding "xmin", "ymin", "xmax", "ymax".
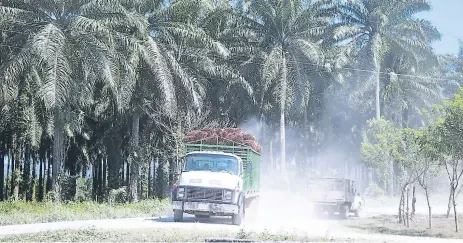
[{"xmin": 0, "ymin": 191, "xmax": 460, "ymax": 242}]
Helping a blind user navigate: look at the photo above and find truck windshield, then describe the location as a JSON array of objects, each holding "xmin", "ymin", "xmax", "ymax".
[{"xmin": 183, "ymin": 154, "xmax": 239, "ymax": 175}]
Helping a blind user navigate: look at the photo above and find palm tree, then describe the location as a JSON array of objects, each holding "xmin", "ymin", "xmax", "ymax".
[
  {"xmin": 333, "ymin": 0, "xmax": 441, "ymax": 119},
  {"xmin": 438, "ymin": 40, "xmax": 463, "ymax": 98},
  {"xmin": 155, "ymin": 0, "xmax": 254, "ymax": 125},
  {"xmin": 229, "ymin": 0, "xmax": 336, "ymax": 175},
  {"xmin": 382, "ymin": 60, "xmax": 443, "ymax": 128},
  {"xmin": 0, "ymin": 0, "xmax": 137, "ymax": 200}
]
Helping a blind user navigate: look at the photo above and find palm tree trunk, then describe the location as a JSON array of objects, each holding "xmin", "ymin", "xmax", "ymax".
[
  {"xmin": 372, "ymin": 31, "xmax": 381, "ymax": 120},
  {"xmin": 10, "ymin": 148, "xmax": 15, "ymax": 199},
  {"xmin": 0, "ymin": 151, "xmax": 4, "ymax": 201},
  {"xmin": 23, "ymin": 146, "xmax": 32, "ymax": 201},
  {"xmin": 97, "ymin": 155, "xmax": 103, "ymax": 202},
  {"xmin": 6, "ymin": 148, "xmax": 11, "ymax": 199},
  {"xmin": 52, "ymin": 119, "xmax": 64, "ymax": 202},
  {"xmin": 103, "ymin": 157, "xmax": 107, "ymax": 200},
  {"xmin": 31, "ymin": 152, "xmax": 37, "ymax": 201},
  {"xmin": 375, "ymin": 67, "xmax": 380, "ymax": 119},
  {"xmin": 38, "ymin": 149, "xmax": 44, "ymax": 201},
  {"xmin": 148, "ymin": 157, "xmax": 152, "ymax": 198},
  {"xmin": 269, "ymin": 139, "xmax": 274, "ymax": 172},
  {"xmin": 280, "ymin": 50, "xmax": 287, "ymax": 175},
  {"xmin": 46, "ymin": 151, "xmax": 52, "ymax": 193},
  {"xmin": 129, "ymin": 110, "xmax": 140, "ymax": 203}
]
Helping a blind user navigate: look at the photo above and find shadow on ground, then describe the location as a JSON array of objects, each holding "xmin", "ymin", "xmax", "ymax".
[{"xmin": 148, "ymin": 214, "xmax": 236, "ymax": 226}]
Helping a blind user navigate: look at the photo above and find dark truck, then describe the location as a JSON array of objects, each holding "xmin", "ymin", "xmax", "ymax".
[
  {"xmin": 306, "ymin": 178, "xmax": 363, "ymax": 219},
  {"xmin": 171, "ymin": 143, "xmax": 261, "ymax": 225}
]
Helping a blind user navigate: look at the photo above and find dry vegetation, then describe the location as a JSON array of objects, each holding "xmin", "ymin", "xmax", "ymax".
[
  {"xmin": 0, "ymin": 227, "xmax": 370, "ymax": 242},
  {"xmin": 345, "ymin": 214, "xmax": 463, "ymax": 239}
]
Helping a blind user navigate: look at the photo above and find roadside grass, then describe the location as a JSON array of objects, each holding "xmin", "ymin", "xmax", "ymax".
[
  {"xmin": 0, "ymin": 199, "xmax": 169, "ymax": 226},
  {"xmin": 345, "ymin": 213, "xmax": 463, "ymax": 239},
  {"xmin": 0, "ymin": 227, "xmax": 369, "ymax": 242},
  {"xmin": 363, "ymin": 193, "xmax": 463, "ymax": 210}
]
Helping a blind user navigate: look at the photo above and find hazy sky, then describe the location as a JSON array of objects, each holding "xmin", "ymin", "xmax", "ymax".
[{"xmin": 413, "ymin": 0, "xmax": 462, "ymax": 55}]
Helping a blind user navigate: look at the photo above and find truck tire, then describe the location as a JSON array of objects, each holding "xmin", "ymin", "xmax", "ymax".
[
  {"xmin": 339, "ymin": 205, "xmax": 349, "ymax": 219},
  {"xmin": 353, "ymin": 203, "xmax": 361, "ymax": 217},
  {"xmin": 173, "ymin": 210, "xmax": 183, "ymax": 222},
  {"xmin": 232, "ymin": 203, "xmax": 244, "ymax": 225}
]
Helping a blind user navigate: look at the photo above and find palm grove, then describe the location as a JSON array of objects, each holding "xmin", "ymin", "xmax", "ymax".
[{"xmin": 0, "ymin": 0, "xmax": 462, "ymax": 215}]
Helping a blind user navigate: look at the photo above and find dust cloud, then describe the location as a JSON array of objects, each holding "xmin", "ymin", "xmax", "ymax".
[{"xmin": 236, "ymin": 116, "xmax": 462, "ymax": 233}]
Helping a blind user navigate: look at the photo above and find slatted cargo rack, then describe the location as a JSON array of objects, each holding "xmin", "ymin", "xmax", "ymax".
[{"xmin": 184, "ymin": 143, "xmax": 261, "ymax": 170}]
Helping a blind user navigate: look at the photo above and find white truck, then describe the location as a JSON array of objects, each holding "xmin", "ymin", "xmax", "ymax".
[
  {"xmin": 171, "ymin": 142, "xmax": 260, "ymax": 225},
  {"xmin": 306, "ymin": 177, "xmax": 363, "ymax": 219}
]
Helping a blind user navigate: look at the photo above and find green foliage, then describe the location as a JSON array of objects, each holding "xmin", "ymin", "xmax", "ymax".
[
  {"xmin": 0, "ymin": 199, "xmax": 169, "ymax": 226},
  {"xmin": 436, "ymin": 88, "xmax": 463, "ymax": 159},
  {"xmin": 108, "ymin": 187, "xmax": 128, "ymax": 205},
  {"xmin": 75, "ymin": 178, "xmax": 93, "ymax": 202},
  {"xmin": 364, "ymin": 182, "xmax": 386, "ymax": 198},
  {"xmin": 361, "ymin": 118, "xmax": 398, "ymax": 184}
]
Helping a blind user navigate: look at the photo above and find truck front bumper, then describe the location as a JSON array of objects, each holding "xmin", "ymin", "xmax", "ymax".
[{"xmin": 172, "ymin": 201, "xmax": 239, "ymax": 215}]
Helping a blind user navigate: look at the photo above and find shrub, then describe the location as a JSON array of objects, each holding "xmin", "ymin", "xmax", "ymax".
[{"xmin": 364, "ymin": 182, "xmax": 385, "ymax": 198}]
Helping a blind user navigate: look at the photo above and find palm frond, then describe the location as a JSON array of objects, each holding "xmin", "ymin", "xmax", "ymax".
[{"xmin": 140, "ymin": 38, "xmax": 176, "ymax": 115}]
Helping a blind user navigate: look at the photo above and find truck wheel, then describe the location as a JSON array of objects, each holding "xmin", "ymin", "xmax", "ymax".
[
  {"xmin": 339, "ymin": 205, "xmax": 349, "ymax": 219},
  {"xmin": 232, "ymin": 204, "xmax": 244, "ymax": 225},
  {"xmin": 173, "ymin": 210, "xmax": 183, "ymax": 222},
  {"xmin": 353, "ymin": 203, "xmax": 361, "ymax": 217}
]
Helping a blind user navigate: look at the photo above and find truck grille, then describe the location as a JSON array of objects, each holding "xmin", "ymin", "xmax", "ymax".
[{"xmin": 185, "ymin": 187, "xmax": 224, "ymax": 201}]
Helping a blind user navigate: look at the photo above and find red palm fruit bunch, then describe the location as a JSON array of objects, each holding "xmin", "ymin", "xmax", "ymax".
[{"xmin": 183, "ymin": 128, "xmax": 261, "ymax": 153}]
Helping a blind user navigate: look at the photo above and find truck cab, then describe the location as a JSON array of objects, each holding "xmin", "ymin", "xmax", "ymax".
[{"xmin": 171, "ymin": 151, "xmax": 246, "ymax": 225}]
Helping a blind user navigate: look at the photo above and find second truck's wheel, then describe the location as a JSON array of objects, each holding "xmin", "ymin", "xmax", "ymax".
[
  {"xmin": 339, "ymin": 205, "xmax": 349, "ymax": 219},
  {"xmin": 353, "ymin": 203, "xmax": 361, "ymax": 217},
  {"xmin": 173, "ymin": 210, "xmax": 184, "ymax": 222},
  {"xmin": 232, "ymin": 204, "xmax": 244, "ymax": 225}
]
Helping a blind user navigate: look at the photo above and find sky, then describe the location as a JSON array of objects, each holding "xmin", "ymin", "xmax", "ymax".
[{"xmin": 411, "ymin": 0, "xmax": 462, "ymax": 55}]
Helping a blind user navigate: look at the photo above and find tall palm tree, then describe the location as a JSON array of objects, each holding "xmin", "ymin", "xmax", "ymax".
[
  {"xmin": 382, "ymin": 59, "xmax": 442, "ymax": 128},
  {"xmin": 230, "ymin": 0, "xmax": 336, "ymax": 174},
  {"xmin": 333, "ymin": 0, "xmax": 441, "ymax": 119},
  {"xmin": 154, "ymin": 0, "xmax": 254, "ymax": 125}
]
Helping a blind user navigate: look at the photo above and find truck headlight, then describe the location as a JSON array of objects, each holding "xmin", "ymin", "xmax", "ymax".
[
  {"xmin": 223, "ymin": 190, "xmax": 232, "ymax": 201},
  {"xmin": 177, "ymin": 187, "xmax": 185, "ymax": 199}
]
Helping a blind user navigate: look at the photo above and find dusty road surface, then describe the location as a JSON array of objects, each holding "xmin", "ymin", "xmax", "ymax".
[{"xmin": 0, "ymin": 191, "xmax": 461, "ymax": 242}]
